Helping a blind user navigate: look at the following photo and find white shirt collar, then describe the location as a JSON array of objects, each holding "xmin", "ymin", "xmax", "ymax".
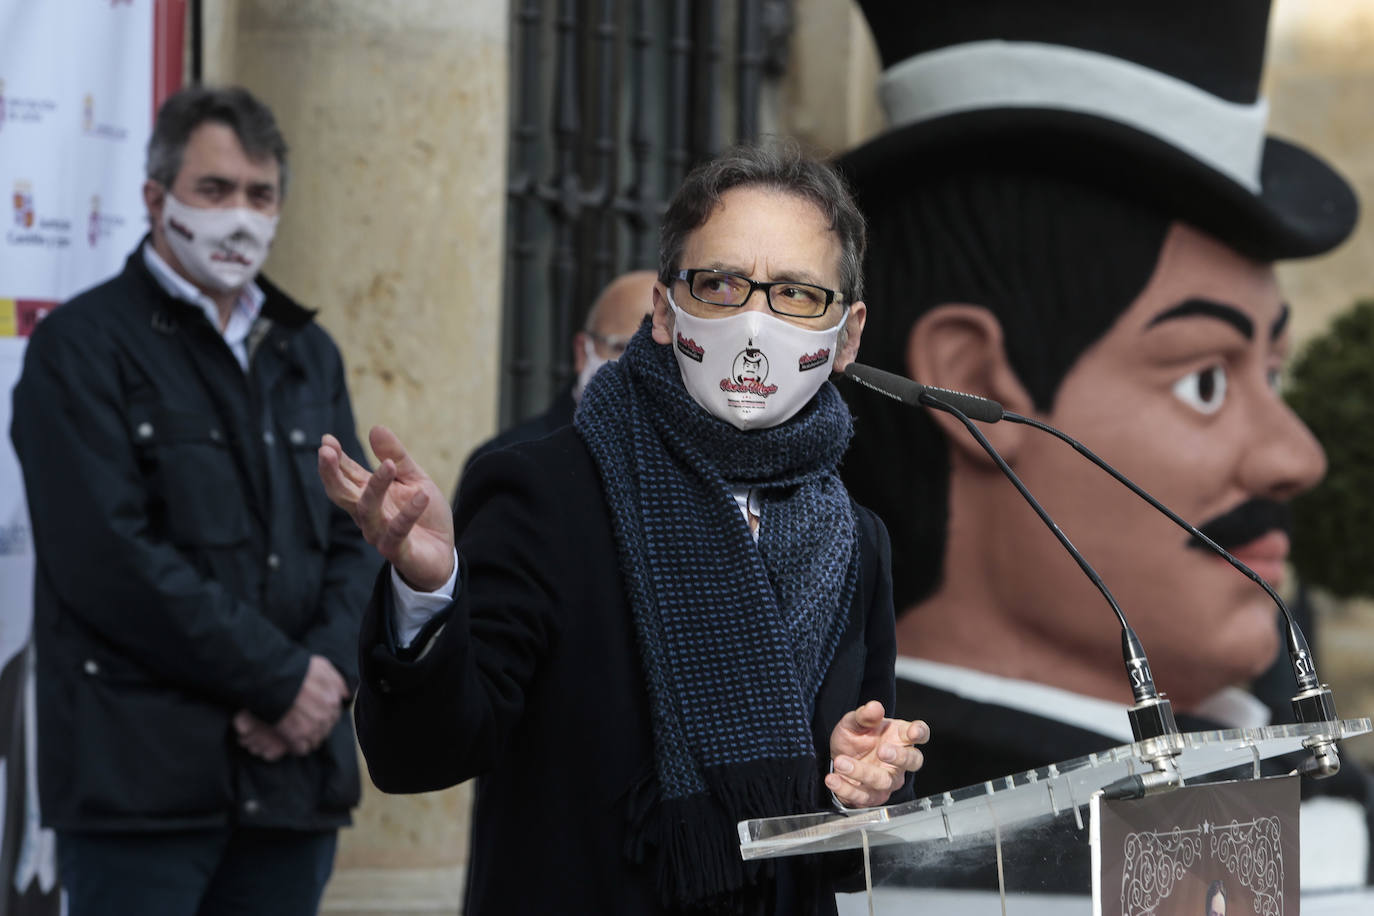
[
  {"xmin": 894, "ymin": 656, "xmax": 1270, "ymax": 745},
  {"xmin": 142, "ymin": 241, "xmax": 266, "ymax": 370}
]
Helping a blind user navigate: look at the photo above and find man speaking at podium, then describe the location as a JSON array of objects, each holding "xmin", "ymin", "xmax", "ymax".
[
  {"xmin": 838, "ymin": 0, "xmax": 1374, "ymax": 889},
  {"xmin": 320, "ymin": 143, "xmax": 928, "ymax": 914}
]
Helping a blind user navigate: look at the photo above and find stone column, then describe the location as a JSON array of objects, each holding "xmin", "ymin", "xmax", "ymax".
[
  {"xmin": 778, "ymin": 0, "xmax": 883, "ymax": 158},
  {"xmin": 202, "ymin": 1, "xmax": 509, "ymax": 911},
  {"xmin": 1267, "ymin": 0, "xmax": 1374, "ymax": 339}
]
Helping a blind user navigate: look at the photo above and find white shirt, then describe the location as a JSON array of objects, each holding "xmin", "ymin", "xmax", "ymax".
[
  {"xmin": 893, "ymin": 656, "xmax": 1271, "ymax": 744},
  {"xmin": 142, "ymin": 242, "xmax": 265, "ymax": 371}
]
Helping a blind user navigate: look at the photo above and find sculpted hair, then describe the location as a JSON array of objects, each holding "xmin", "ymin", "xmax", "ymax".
[
  {"xmin": 659, "ymin": 140, "xmax": 867, "ymax": 303},
  {"xmin": 146, "ymin": 85, "xmax": 289, "ymax": 195},
  {"xmin": 840, "ymin": 161, "xmax": 1170, "ymax": 611}
]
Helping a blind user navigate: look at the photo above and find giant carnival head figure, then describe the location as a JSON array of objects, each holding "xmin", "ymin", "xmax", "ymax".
[{"xmin": 839, "ymin": 0, "xmax": 1357, "ymax": 710}]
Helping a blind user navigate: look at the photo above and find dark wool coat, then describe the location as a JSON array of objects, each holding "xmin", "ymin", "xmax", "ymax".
[
  {"xmin": 10, "ymin": 247, "xmax": 376, "ymax": 832},
  {"xmin": 356, "ymin": 427, "xmax": 899, "ymax": 914}
]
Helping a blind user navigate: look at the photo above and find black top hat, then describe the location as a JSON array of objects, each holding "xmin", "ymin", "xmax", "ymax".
[{"xmin": 839, "ymin": 0, "xmax": 1357, "ymax": 260}]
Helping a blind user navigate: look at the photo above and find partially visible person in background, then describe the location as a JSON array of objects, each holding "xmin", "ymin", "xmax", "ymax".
[
  {"xmin": 458, "ymin": 269, "xmax": 656, "ymax": 485},
  {"xmin": 10, "ymin": 85, "xmax": 375, "ymax": 916}
]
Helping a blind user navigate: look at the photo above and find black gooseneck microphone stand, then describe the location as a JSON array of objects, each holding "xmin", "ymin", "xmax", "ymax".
[{"xmin": 844, "ymin": 361, "xmax": 1342, "ymax": 782}]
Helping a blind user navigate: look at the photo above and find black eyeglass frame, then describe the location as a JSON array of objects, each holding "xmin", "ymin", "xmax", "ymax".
[{"xmin": 674, "ymin": 268, "xmax": 844, "ymax": 319}]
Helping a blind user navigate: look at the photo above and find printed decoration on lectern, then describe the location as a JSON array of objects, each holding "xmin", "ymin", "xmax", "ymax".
[
  {"xmin": 1120, "ymin": 827, "xmax": 1202, "ymax": 909},
  {"xmin": 1209, "ymin": 816, "xmax": 1283, "ymax": 915},
  {"xmin": 1096, "ymin": 777, "xmax": 1297, "ymax": 916},
  {"xmin": 1121, "ymin": 816, "xmax": 1283, "ymax": 915}
]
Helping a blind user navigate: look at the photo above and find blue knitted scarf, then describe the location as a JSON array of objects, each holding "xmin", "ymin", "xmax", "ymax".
[{"xmin": 575, "ymin": 321, "xmax": 859, "ymax": 909}]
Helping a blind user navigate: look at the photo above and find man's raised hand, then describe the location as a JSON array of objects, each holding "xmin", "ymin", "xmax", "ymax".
[{"xmin": 318, "ymin": 425, "xmax": 455, "ymax": 591}]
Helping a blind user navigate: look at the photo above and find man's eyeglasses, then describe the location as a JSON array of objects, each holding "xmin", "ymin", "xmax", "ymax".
[
  {"xmin": 587, "ymin": 331, "xmax": 633, "ymax": 358},
  {"xmin": 675, "ymin": 269, "xmax": 842, "ymax": 319}
]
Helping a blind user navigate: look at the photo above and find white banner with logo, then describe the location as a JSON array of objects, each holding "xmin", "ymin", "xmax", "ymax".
[{"xmin": 1, "ymin": 1, "xmax": 167, "ymax": 911}]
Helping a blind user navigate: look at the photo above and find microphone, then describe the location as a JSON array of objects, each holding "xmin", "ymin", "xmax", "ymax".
[
  {"xmin": 892, "ymin": 390, "xmax": 1184, "ymax": 767},
  {"xmin": 843, "ymin": 362, "xmax": 1004, "ymax": 423},
  {"xmin": 845, "ymin": 362, "xmax": 1343, "ymax": 777},
  {"xmin": 995, "ymin": 410, "xmax": 1342, "ymax": 777}
]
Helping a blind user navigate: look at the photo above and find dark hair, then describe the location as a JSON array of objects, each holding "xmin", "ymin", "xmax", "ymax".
[
  {"xmin": 1205, "ymin": 879, "xmax": 1227, "ymax": 913},
  {"xmin": 840, "ymin": 160, "xmax": 1170, "ymax": 610},
  {"xmin": 146, "ymin": 86, "xmax": 289, "ymax": 195},
  {"xmin": 658, "ymin": 139, "xmax": 867, "ymax": 303}
]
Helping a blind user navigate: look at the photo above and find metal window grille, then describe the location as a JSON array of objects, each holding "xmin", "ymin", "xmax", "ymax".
[{"xmin": 501, "ymin": 0, "xmax": 793, "ymax": 426}]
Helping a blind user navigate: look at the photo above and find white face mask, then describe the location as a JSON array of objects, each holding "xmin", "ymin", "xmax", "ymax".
[
  {"xmin": 667, "ymin": 291, "xmax": 844, "ymax": 430},
  {"xmin": 573, "ymin": 336, "xmax": 608, "ymax": 402},
  {"xmin": 160, "ymin": 192, "xmax": 279, "ymax": 293}
]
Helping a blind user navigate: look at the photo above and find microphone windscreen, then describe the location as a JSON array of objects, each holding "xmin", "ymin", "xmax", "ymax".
[
  {"xmin": 843, "ymin": 363, "xmax": 925, "ymax": 407},
  {"xmin": 844, "ymin": 363, "xmax": 1004, "ymax": 423}
]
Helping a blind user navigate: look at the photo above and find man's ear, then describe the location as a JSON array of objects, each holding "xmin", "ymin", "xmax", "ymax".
[
  {"xmin": 906, "ymin": 304, "xmax": 1035, "ymax": 465},
  {"xmin": 571, "ymin": 331, "xmax": 590, "ymax": 373},
  {"xmin": 142, "ymin": 180, "xmax": 165, "ymax": 235},
  {"xmin": 832, "ymin": 300, "xmax": 866, "ymax": 372},
  {"xmin": 650, "ymin": 281, "xmax": 673, "ymax": 345}
]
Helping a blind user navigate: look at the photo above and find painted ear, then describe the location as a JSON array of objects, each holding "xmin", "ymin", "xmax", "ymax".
[{"xmin": 905, "ymin": 304, "xmax": 1035, "ymax": 465}]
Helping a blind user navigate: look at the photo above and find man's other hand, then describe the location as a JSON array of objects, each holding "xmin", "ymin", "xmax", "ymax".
[{"xmin": 827, "ymin": 699, "xmax": 929, "ymax": 809}]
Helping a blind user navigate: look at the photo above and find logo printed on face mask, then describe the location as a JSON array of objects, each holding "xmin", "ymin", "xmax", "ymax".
[
  {"xmin": 211, "ymin": 247, "xmax": 252, "ymax": 266},
  {"xmin": 676, "ymin": 332, "xmax": 705, "ymax": 363},
  {"xmin": 167, "ymin": 215, "xmax": 195, "ymax": 242},
  {"xmin": 722, "ymin": 344, "xmax": 778, "ymax": 397},
  {"xmin": 798, "ymin": 348, "xmax": 831, "ymax": 372}
]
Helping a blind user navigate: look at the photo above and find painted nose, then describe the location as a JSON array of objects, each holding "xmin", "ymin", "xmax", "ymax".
[{"xmin": 1238, "ymin": 391, "xmax": 1326, "ymax": 502}]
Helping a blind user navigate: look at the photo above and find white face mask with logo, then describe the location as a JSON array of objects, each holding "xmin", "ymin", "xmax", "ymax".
[
  {"xmin": 667, "ymin": 290, "xmax": 844, "ymax": 430},
  {"xmin": 160, "ymin": 192, "xmax": 279, "ymax": 293},
  {"xmin": 573, "ymin": 336, "xmax": 608, "ymax": 402}
]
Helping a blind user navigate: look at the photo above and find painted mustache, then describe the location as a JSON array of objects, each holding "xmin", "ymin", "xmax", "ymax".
[{"xmin": 1188, "ymin": 498, "xmax": 1292, "ymax": 552}]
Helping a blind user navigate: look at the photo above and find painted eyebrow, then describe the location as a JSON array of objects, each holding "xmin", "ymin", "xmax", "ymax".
[
  {"xmin": 1269, "ymin": 304, "xmax": 1290, "ymax": 342},
  {"xmin": 1146, "ymin": 298, "xmax": 1253, "ymax": 340}
]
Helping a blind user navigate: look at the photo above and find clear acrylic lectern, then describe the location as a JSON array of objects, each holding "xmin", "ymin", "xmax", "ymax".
[{"xmin": 739, "ymin": 719, "xmax": 1374, "ymax": 914}]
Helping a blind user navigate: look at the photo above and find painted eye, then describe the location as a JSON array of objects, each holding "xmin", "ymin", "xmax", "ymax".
[
  {"xmin": 1172, "ymin": 365, "xmax": 1228, "ymax": 415},
  {"xmin": 1266, "ymin": 367, "xmax": 1282, "ymax": 392}
]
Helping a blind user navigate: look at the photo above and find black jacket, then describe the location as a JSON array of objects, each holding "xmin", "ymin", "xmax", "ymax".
[
  {"xmin": 10, "ymin": 246, "xmax": 376, "ymax": 832},
  {"xmin": 356, "ymin": 426, "xmax": 899, "ymax": 914},
  {"xmin": 451, "ymin": 386, "xmax": 576, "ymax": 510}
]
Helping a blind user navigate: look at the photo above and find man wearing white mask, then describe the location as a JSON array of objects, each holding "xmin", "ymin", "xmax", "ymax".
[
  {"xmin": 319, "ymin": 141, "xmax": 929, "ymax": 914},
  {"xmin": 10, "ymin": 86, "xmax": 374, "ymax": 915}
]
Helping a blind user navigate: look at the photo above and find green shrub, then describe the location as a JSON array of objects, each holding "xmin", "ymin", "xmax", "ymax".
[{"xmin": 1287, "ymin": 299, "xmax": 1374, "ymax": 598}]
